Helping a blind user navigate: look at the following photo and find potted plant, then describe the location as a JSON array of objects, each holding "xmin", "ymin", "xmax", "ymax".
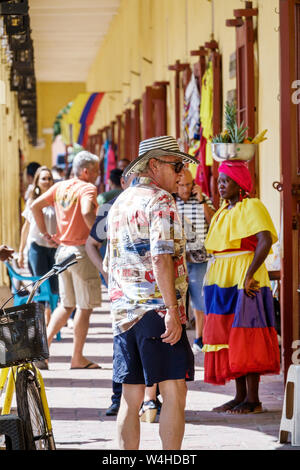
[{"xmin": 211, "ymin": 102, "xmax": 267, "ymax": 162}]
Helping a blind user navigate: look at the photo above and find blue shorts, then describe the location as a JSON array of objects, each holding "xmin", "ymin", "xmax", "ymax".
[
  {"xmin": 113, "ymin": 310, "xmax": 194, "ymax": 386},
  {"xmin": 187, "ymin": 262, "xmax": 207, "ymax": 311}
]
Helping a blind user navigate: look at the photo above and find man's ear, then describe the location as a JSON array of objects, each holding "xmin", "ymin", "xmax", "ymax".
[{"xmin": 148, "ymin": 158, "xmax": 157, "ymax": 173}]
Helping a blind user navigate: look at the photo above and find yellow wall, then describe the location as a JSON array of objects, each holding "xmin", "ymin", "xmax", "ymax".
[
  {"xmin": 28, "ymin": 81, "xmax": 86, "ymax": 168},
  {"xmin": 86, "ymin": 0, "xmax": 280, "ymax": 233},
  {"xmin": 0, "ymin": 47, "xmax": 31, "ymax": 285}
]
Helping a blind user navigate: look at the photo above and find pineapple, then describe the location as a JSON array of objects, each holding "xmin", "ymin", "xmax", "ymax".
[{"xmin": 212, "ymin": 102, "xmax": 249, "ymax": 143}]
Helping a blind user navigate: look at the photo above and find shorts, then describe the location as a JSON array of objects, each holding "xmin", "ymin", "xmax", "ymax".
[
  {"xmin": 187, "ymin": 262, "xmax": 207, "ymax": 311},
  {"xmin": 113, "ymin": 310, "xmax": 194, "ymax": 386},
  {"xmin": 55, "ymin": 244, "xmax": 101, "ymax": 309}
]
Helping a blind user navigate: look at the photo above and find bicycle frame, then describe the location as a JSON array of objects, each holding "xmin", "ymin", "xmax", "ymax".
[
  {"xmin": 0, "ymin": 363, "xmax": 53, "ymax": 434},
  {"xmin": 0, "ymin": 253, "xmax": 77, "ymax": 449}
]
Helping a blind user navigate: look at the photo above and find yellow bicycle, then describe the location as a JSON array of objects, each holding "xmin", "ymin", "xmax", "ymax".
[{"xmin": 0, "ymin": 254, "xmax": 77, "ymax": 450}]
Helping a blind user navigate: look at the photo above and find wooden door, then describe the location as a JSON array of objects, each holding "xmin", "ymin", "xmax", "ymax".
[
  {"xmin": 142, "ymin": 83, "xmax": 168, "ymax": 140},
  {"xmin": 226, "ymin": 2, "xmax": 258, "ymax": 194},
  {"xmin": 280, "ymin": 0, "xmax": 300, "ymax": 379}
]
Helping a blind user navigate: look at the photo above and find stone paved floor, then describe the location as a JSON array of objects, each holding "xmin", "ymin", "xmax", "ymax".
[{"xmin": 31, "ymin": 288, "xmax": 297, "ymax": 452}]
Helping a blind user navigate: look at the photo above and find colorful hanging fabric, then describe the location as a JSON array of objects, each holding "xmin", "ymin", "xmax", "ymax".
[
  {"xmin": 182, "ymin": 73, "xmax": 200, "ymax": 143},
  {"xmin": 105, "ymin": 144, "xmax": 117, "ymax": 188},
  {"xmin": 195, "ymin": 132, "xmax": 210, "ymax": 196},
  {"xmin": 60, "ymin": 93, "xmax": 91, "ymax": 145},
  {"xmin": 200, "ymin": 61, "xmax": 213, "ymax": 166},
  {"xmin": 78, "ymin": 92, "xmax": 104, "ymax": 147}
]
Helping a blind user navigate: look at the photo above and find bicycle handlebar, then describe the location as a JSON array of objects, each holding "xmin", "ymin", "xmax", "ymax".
[
  {"xmin": 52, "ymin": 253, "xmax": 77, "ymax": 272},
  {"xmin": 1, "ymin": 254, "xmax": 78, "ymax": 310},
  {"xmin": 25, "ymin": 254, "xmax": 78, "ymax": 304}
]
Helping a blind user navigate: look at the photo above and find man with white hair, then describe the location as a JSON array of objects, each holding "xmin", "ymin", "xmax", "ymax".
[
  {"xmin": 31, "ymin": 151, "xmax": 101, "ymax": 369},
  {"xmin": 104, "ymin": 136, "xmax": 198, "ymax": 450}
]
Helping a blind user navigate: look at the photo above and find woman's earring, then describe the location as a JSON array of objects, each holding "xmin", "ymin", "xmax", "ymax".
[{"xmin": 239, "ymin": 188, "xmax": 243, "ymax": 201}]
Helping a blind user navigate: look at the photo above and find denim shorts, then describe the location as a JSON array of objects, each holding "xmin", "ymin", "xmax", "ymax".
[
  {"xmin": 187, "ymin": 262, "xmax": 207, "ymax": 311},
  {"xmin": 113, "ymin": 310, "xmax": 194, "ymax": 386}
]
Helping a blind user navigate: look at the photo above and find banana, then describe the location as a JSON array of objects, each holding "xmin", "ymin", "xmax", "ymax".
[{"xmin": 251, "ymin": 129, "xmax": 268, "ymax": 144}]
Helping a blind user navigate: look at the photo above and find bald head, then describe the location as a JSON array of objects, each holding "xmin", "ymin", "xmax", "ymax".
[{"xmin": 177, "ymin": 168, "xmax": 194, "ymax": 202}]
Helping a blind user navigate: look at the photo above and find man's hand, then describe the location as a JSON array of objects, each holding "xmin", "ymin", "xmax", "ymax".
[
  {"xmin": 0, "ymin": 245, "xmax": 14, "ymax": 262},
  {"xmin": 191, "ymin": 184, "xmax": 204, "ymax": 202},
  {"xmin": 160, "ymin": 307, "xmax": 182, "ymax": 346}
]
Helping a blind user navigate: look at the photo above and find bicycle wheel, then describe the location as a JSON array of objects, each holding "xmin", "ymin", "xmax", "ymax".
[{"xmin": 15, "ymin": 368, "xmax": 56, "ymax": 450}]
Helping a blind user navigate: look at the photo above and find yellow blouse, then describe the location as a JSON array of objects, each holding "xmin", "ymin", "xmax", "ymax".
[{"xmin": 204, "ymin": 198, "xmax": 278, "ymax": 253}]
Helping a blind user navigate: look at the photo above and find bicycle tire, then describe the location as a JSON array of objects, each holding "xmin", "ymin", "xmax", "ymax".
[{"xmin": 15, "ymin": 369, "xmax": 56, "ymax": 450}]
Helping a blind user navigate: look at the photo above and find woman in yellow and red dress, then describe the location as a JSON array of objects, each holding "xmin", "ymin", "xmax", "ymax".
[{"xmin": 203, "ymin": 160, "xmax": 280, "ymax": 414}]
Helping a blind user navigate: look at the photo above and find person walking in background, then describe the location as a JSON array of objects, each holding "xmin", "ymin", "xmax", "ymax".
[
  {"xmin": 97, "ymin": 168, "xmax": 123, "ymax": 207},
  {"xmin": 18, "ymin": 166, "xmax": 58, "ymax": 327},
  {"xmin": 117, "ymin": 158, "xmax": 130, "ymax": 171},
  {"xmin": 31, "ymin": 151, "xmax": 101, "ymax": 370},
  {"xmin": 175, "ymin": 168, "xmax": 215, "ymax": 355},
  {"xmin": 86, "ymin": 170, "xmax": 137, "ymax": 417},
  {"xmin": 24, "ymin": 161, "xmax": 41, "ymax": 201},
  {"xmin": 104, "ymin": 136, "xmax": 198, "ymax": 450},
  {"xmin": 202, "ymin": 160, "xmax": 280, "ymax": 414}
]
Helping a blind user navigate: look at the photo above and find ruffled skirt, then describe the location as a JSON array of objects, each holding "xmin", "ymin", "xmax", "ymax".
[{"xmin": 203, "ymin": 252, "xmax": 280, "ymax": 385}]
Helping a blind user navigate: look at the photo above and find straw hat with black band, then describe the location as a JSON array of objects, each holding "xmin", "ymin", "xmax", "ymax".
[{"xmin": 123, "ymin": 135, "xmax": 199, "ymax": 177}]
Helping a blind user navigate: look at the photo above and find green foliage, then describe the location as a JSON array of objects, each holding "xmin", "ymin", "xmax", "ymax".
[{"xmin": 211, "ymin": 101, "xmax": 248, "ymax": 143}]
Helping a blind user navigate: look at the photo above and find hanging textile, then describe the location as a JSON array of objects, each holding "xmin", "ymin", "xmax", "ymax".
[
  {"xmin": 78, "ymin": 92, "xmax": 105, "ymax": 147},
  {"xmin": 60, "ymin": 93, "xmax": 91, "ymax": 145},
  {"xmin": 182, "ymin": 73, "xmax": 200, "ymax": 143},
  {"xmin": 200, "ymin": 61, "xmax": 213, "ymax": 166},
  {"xmin": 106, "ymin": 144, "xmax": 116, "ymax": 188},
  {"xmin": 194, "ymin": 131, "xmax": 210, "ymax": 196}
]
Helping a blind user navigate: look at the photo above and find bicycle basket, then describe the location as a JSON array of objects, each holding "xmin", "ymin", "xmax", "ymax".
[{"xmin": 0, "ymin": 303, "xmax": 49, "ymax": 368}]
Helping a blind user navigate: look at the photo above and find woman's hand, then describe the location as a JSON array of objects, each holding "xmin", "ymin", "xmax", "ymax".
[
  {"xmin": 18, "ymin": 252, "xmax": 24, "ymax": 269},
  {"xmin": 244, "ymin": 276, "xmax": 260, "ymax": 297}
]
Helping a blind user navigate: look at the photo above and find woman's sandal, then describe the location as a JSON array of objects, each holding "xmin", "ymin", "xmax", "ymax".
[
  {"xmin": 227, "ymin": 401, "xmax": 263, "ymax": 414},
  {"xmin": 212, "ymin": 399, "xmax": 242, "ymax": 413},
  {"xmin": 139, "ymin": 400, "xmax": 158, "ymax": 423}
]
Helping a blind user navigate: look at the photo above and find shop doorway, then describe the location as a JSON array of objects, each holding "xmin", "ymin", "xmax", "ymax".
[{"xmin": 279, "ymin": 0, "xmax": 300, "ymax": 379}]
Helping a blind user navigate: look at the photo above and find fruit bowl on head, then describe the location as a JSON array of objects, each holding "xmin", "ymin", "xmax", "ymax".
[{"xmin": 211, "ymin": 143, "xmax": 257, "ymax": 162}]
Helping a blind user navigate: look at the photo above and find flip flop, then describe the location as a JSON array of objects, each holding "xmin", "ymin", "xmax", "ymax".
[{"xmin": 70, "ymin": 362, "xmax": 102, "ymax": 370}]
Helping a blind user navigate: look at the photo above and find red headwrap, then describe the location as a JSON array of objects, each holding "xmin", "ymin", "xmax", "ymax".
[{"xmin": 218, "ymin": 160, "xmax": 252, "ymax": 193}]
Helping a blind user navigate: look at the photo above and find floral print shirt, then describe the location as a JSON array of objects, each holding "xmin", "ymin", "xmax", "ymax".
[{"xmin": 104, "ymin": 177, "xmax": 188, "ymax": 336}]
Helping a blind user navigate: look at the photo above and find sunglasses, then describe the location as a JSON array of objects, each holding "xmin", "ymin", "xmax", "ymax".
[{"xmin": 153, "ymin": 158, "xmax": 184, "ymax": 173}]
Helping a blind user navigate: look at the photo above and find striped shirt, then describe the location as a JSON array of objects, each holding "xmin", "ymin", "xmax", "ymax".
[{"xmin": 175, "ymin": 193, "xmax": 214, "ymax": 263}]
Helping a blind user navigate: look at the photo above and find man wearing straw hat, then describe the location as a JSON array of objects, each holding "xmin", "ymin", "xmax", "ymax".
[{"xmin": 103, "ymin": 136, "xmax": 199, "ymax": 450}]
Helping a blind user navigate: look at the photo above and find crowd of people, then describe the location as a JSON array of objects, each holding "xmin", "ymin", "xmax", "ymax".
[{"xmin": 2, "ymin": 134, "xmax": 280, "ymax": 450}]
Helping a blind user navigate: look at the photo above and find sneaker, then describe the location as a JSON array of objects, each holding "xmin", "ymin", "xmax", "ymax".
[
  {"xmin": 192, "ymin": 337, "xmax": 203, "ymax": 355},
  {"xmin": 105, "ymin": 403, "xmax": 120, "ymax": 416}
]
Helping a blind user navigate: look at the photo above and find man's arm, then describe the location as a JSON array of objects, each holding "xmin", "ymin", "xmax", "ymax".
[
  {"xmin": 85, "ymin": 235, "xmax": 108, "ymax": 283},
  {"xmin": 18, "ymin": 219, "xmax": 30, "ymax": 268},
  {"xmin": 81, "ymin": 197, "xmax": 97, "ymax": 231},
  {"xmin": 192, "ymin": 184, "xmax": 216, "ymax": 223},
  {"xmin": 152, "ymin": 253, "xmax": 182, "ymax": 346}
]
